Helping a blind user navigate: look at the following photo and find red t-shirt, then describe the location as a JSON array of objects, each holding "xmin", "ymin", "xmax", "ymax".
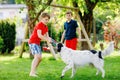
[{"xmin": 28, "ymin": 22, "xmax": 48, "ymax": 45}]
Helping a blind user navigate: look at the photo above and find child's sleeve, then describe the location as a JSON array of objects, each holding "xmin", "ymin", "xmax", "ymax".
[
  {"xmin": 35, "ymin": 23, "xmax": 43, "ymax": 30},
  {"xmin": 75, "ymin": 20, "xmax": 78, "ymax": 28}
]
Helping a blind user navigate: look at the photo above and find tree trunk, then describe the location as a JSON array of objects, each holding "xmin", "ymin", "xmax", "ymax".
[
  {"xmin": 26, "ymin": 0, "xmax": 36, "ymax": 34},
  {"xmin": 73, "ymin": 0, "xmax": 98, "ymax": 50},
  {"xmin": 81, "ymin": 12, "xmax": 93, "ymax": 50}
]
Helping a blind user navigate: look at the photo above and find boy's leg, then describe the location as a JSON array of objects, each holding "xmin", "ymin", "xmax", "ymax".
[
  {"xmin": 29, "ymin": 44, "xmax": 42, "ymax": 77},
  {"xmin": 30, "ymin": 54, "xmax": 42, "ymax": 76},
  {"xmin": 35, "ymin": 54, "xmax": 42, "ymax": 69}
]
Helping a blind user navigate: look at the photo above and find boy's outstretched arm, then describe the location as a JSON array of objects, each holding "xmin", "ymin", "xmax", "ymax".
[
  {"xmin": 37, "ymin": 30, "xmax": 51, "ymax": 42},
  {"xmin": 61, "ymin": 30, "xmax": 65, "ymax": 43}
]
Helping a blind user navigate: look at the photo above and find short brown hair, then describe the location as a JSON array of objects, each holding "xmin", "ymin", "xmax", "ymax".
[
  {"xmin": 66, "ymin": 10, "xmax": 73, "ymax": 15},
  {"xmin": 40, "ymin": 12, "xmax": 50, "ymax": 19}
]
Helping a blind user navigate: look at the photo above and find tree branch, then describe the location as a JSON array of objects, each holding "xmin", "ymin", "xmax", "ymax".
[
  {"xmin": 30, "ymin": 0, "xmax": 53, "ymax": 25},
  {"xmin": 43, "ymin": 3, "xmax": 79, "ymax": 10},
  {"xmin": 85, "ymin": 0, "xmax": 98, "ymax": 11},
  {"xmin": 72, "ymin": 1, "xmax": 82, "ymax": 19}
]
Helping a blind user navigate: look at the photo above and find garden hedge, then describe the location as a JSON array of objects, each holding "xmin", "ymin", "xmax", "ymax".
[{"xmin": 0, "ymin": 20, "xmax": 16, "ymax": 54}]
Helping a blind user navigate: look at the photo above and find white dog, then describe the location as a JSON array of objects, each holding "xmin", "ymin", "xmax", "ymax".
[{"xmin": 57, "ymin": 41, "xmax": 114, "ymax": 78}]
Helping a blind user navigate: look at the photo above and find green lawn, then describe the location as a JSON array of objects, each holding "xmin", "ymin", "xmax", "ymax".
[{"xmin": 0, "ymin": 51, "xmax": 120, "ymax": 80}]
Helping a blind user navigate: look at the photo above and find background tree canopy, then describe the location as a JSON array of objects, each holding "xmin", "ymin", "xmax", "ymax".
[{"xmin": 15, "ymin": 0, "xmax": 120, "ymax": 49}]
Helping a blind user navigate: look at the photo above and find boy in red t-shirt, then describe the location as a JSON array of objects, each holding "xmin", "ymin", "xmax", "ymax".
[{"xmin": 28, "ymin": 12, "xmax": 51, "ymax": 77}]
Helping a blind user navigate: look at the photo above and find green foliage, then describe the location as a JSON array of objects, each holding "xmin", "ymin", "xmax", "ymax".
[
  {"xmin": 57, "ymin": 29, "xmax": 64, "ymax": 42},
  {"xmin": 0, "ymin": 20, "xmax": 16, "ymax": 54},
  {"xmin": 47, "ymin": 22, "xmax": 58, "ymax": 41},
  {"xmin": 11, "ymin": 45, "xmax": 21, "ymax": 54},
  {"xmin": 95, "ymin": 20, "xmax": 103, "ymax": 34},
  {"xmin": 0, "ymin": 36, "xmax": 4, "ymax": 53},
  {"xmin": 94, "ymin": 19, "xmax": 104, "ymax": 40},
  {"xmin": 90, "ymin": 0, "xmax": 96, "ymax": 3},
  {"xmin": 93, "ymin": 1, "xmax": 120, "ymax": 41},
  {"xmin": 94, "ymin": 2, "xmax": 120, "ymax": 22},
  {"xmin": 94, "ymin": 41, "xmax": 106, "ymax": 50},
  {"xmin": 15, "ymin": 0, "xmax": 25, "ymax": 4},
  {"xmin": 47, "ymin": 22, "xmax": 64, "ymax": 42},
  {"xmin": 15, "ymin": 0, "xmax": 120, "ymax": 43}
]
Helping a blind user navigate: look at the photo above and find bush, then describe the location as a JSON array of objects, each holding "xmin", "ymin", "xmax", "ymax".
[
  {"xmin": 47, "ymin": 22, "xmax": 57, "ymax": 40},
  {"xmin": 0, "ymin": 36, "xmax": 4, "ymax": 53},
  {"xmin": 57, "ymin": 29, "xmax": 63, "ymax": 42},
  {"xmin": 47, "ymin": 22, "xmax": 63, "ymax": 42},
  {"xmin": 0, "ymin": 20, "xmax": 16, "ymax": 54}
]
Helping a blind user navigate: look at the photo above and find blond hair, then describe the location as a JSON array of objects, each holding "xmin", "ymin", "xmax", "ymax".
[{"xmin": 40, "ymin": 12, "xmax": 50, "ymax": 19}]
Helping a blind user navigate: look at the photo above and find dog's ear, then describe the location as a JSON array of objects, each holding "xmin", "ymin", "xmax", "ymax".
[{"xmin": 57, "ymin": 43, "xmax": 63, "ymax": 52}]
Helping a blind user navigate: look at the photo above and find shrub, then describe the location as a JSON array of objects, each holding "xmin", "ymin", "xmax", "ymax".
[
  {"xmin": 47, "ymin": 22, "xmax": 63, "ymax": 42},
  {"xmin": 0, "ymin": 36, "xmax": 4, "ymax": 53},
  {"xmin": 47, "ymin": 22, "xmax": 57, "ymax": 40},
  {"xmin": 57, "ymin": 29, "xmax": 63, "ymax": 42},
  {"xmin": 0, "ymin": 19, "xmax": 16, "ymax": 54}
]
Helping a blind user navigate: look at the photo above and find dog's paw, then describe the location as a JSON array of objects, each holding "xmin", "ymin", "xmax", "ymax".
[
  {"xmin": 60, "ymin": 76, "xmax": 64, "ymax": 79},
  {"xmin": 102, "ymin": 75, "xmax": 105, "ymax": 78}
]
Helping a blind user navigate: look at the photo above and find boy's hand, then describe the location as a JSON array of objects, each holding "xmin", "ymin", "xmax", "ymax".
[
  {"xmin": 77, "ymin": 38, "xmax": 81, "ymax": 42},
  {"xmin": 47, "ymin": 37, "xmax": 52, "ymax": 43}
]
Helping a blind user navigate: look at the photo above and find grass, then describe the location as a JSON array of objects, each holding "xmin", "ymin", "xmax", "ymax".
[{"xmin": 0, "ymin": 51, "xmax": 120, "ymax": 80}]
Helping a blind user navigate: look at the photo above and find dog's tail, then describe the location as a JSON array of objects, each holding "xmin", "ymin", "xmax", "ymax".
[{"xmin": 102, "ymin": 41, "xmax": 114, "ymax": 57}]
